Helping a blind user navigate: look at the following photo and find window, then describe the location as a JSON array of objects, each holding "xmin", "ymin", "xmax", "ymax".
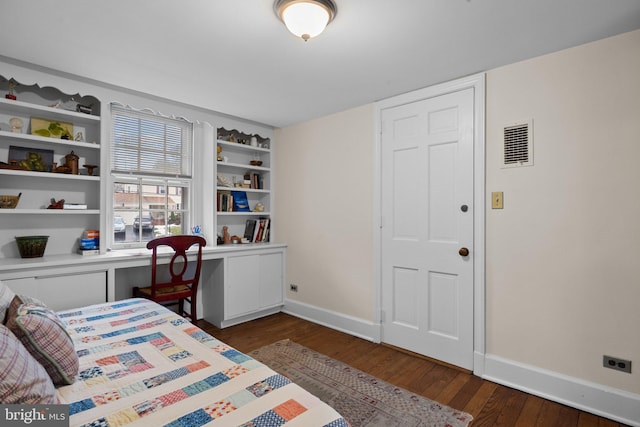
[{"xmin": 110, "ymin": 104, "xmax": 193, "ymax": 246}]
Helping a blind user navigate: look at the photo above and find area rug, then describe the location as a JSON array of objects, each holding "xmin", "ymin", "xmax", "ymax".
[{"xmin": 249, "ymin": 339, "xmax": 473, "ymax": 427}]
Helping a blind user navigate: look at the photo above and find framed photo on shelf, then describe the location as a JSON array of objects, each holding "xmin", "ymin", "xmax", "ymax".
[
  {"xmin": 8, "ymin": 145, "xmax": 54, "ymax": 172},
  {"xmin": 30, "ymin": 117, "xmax": 74, "ymax": 139}
]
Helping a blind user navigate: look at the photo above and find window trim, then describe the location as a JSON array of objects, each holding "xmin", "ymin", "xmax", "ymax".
[{"xmin": 108, "ymin": 103, "xmax": 194, "ymax": 249}]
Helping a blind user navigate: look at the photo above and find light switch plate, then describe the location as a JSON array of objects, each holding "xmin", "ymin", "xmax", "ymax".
[{"xmin": 492, "ymin": 192, "xmax": 503, "ymax": 209}]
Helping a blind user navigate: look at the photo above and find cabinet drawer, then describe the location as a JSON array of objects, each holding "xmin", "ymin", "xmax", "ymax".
[{"xmin": 4, "ymin": 271, "xmax": 106, "ymax": 311}]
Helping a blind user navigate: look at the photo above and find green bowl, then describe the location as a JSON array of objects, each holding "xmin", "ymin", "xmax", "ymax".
[{"xmin": 15, "ymin": 235, "xmax": 49, "ymax": 258}]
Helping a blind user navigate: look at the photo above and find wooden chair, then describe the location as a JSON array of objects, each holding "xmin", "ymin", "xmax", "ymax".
[{"xmin": 132, "ymin": 235, "xmax": 206, "ymax": 322}]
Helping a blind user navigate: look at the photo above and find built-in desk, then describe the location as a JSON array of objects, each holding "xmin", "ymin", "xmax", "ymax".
[{"xmin": 0, "ymin": 243, "xmax": 286, "ymax": 327}]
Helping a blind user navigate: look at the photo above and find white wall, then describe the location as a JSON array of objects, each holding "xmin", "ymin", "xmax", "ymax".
[
  {"xmin": 274, "ymin": 104, "xmax": 375, "ymax": 322},
  {"xmin": 275, "ymin": 29, "xmax": 640, "ymax": 400},
  {"xmin": 485, "ymin": 29, "xmax": 640, "ymax": 394}
]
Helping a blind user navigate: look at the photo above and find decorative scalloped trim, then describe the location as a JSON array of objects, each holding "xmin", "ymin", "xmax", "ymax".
[
  {"xmin": 109, "ymin": 101, "xmax": 194, "ymax": 124},
  {"xmin": 1, "ymin": 75, "xmax": 99, "ymax": 108},
  {"xmin": 216, "ymin": 127, "xmax": 270, "ymax": 145}
]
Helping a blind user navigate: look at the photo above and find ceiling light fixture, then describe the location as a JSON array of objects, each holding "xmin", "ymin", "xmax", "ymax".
[{"xmin": 274, "ymin": 0, "xmax": 337, "ymax": 42}]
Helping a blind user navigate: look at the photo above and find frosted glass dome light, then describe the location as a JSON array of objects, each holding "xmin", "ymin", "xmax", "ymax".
[{"xmin": 275, "ymin": 0, "xmax": 337, "ymax": 41}]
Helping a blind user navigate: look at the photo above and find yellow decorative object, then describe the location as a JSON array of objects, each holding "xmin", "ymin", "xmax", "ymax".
[{"xmin": 31, "ymin": 117, "xmax": 73, "ymax": 139}]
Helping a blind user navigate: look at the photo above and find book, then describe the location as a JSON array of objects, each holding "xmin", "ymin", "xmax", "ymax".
[
  {"xmin": 231, "ymin": 191, "xmax": 250, "ymax": 212},
  {"xmin": 63, "ymin": 203, "xmax": 88, "ymax": 210},
  {"xmin": 217, "ymin": 191, "xmax": 233, "ymax": 212},
  {"xmin": 250, "ymin": 172, "xmax": 263, "ymax": 189},
  {"xmin": 243, "ymin": 218, "xmax": 270, "ymax": 243},
  {"xmin": 244, "ymin": 219, "xmax": 257, "ymax": 241},
  {"xmin": 78, "ymin": 249, "xmax": 100, "ymax": 256}
]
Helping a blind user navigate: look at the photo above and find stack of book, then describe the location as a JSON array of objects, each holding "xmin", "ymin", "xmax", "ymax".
[
  {"xmin": 250, "ymin": 172, "xmax": 263, "ymax": 189},
  {"xmin": 78, "ymin": 229, "xmax": 99, "ymax": 255},
  {"xmin": 217, "ymin": 191, "xmax": 250, "ymax": 212},
  {"xmin": 243, "ymin": 218, "xmax": 270, "ymax": 243},
  {"xmin": 217, "ymin": 191, "xmax": 233, "ymax": 212}
]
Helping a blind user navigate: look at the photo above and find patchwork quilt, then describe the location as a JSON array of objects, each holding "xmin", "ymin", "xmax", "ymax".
[{"xmin": 55, "ymin": 298, "xmax": 347, "ymax": 427}]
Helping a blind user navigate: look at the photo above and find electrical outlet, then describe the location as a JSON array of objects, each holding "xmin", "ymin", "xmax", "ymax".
[
  {"xmin": 603, "ymin": 355, "xmax": 632, "ymax": 373},
  {"xmin": 289, "ymin": 284, "xmax": 298, "ymax": 292}
]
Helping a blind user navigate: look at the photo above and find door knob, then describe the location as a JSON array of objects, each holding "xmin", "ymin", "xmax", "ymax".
[{"xmin": 459, "ymin": 247, "xmax": 469, "ymax": 257}]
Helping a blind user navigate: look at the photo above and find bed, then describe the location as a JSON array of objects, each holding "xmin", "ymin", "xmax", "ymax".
[{"xmin": 0, "ymin": 288, "xmax": 348, "ymax": 427}]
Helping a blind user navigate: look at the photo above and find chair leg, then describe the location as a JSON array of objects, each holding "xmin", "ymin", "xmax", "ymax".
[{"xmin": 189, "ymin": 296, "xmax": 197, "ymax": 323}]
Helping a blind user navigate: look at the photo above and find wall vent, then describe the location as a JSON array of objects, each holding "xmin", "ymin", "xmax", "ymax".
[{"xmin": 503, "ymin": 120, "xmax": 533, "ymax": 168}]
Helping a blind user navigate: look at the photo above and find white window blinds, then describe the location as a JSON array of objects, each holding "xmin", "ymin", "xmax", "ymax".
[{"xmin": 111, "ymin": 104, "xmax": 193, "ymax": 177}]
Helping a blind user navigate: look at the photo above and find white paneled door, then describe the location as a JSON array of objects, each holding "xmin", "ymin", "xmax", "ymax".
[{"xmin": 380, "ymin": 88, "xmax": 475, "ymax": 370}]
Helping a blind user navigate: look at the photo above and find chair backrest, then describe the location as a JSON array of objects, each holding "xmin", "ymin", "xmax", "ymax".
[{"xmin": 147, "ymin": 235, "xmax": 206, "ymax": 298}]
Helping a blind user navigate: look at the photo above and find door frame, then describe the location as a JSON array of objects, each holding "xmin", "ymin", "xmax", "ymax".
[{"xmin": 373, "ymin": 73, "xmax": 486, "ymax": 375}]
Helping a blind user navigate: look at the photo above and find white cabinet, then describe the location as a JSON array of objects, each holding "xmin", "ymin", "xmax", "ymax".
[
  {"xmin": 3, "ymin": 270, "xmax": 106, "ymax": 311},
  {"xmin": 203, "ymin": 247, "xmax": 284, "ymax": 328},
  {"xmin": 226, "ymin": 250, "xmax": 284, "ymax": 319},
  {"xmin": 0, "ymin": 78, "xmax": 101, "ymax": 259},
  {"xmin": 215, "ymin": 128, "xmax": 271, "ymax": 244}
]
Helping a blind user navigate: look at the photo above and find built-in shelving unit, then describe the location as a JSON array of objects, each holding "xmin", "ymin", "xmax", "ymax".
[
  {"xmin": 0, "ymin": 77, "xmax": 101, "ymax": 258},
  {"xmin": 215, "ymin": 128, "xmax": 272, "ymax": 244}
]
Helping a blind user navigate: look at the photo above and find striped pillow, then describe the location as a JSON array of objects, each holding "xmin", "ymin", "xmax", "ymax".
[
  {"xmin": 0, "ymin": 279, "xmax": 15, "ymax": 324},
  {"xmin": 5, "ymin": 295, "xmax": 79, "ymax": 386},
  {"xmin": 0, "ymin": 324, "xmax": 58, "ymax": 403}
]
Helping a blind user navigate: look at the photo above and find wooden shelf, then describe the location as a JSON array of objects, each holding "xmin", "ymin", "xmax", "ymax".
[
  {"xmin": 217, "ymin": 211, "xmax": 271, "ymax": 216},
  {"xmin": 217, "ymin": 186, "xmax": 269, "ymax": 194},
  {"xmin": 0, "ymin": 209, "xmax": 100, "ymax": 215},
  {"xmin": 217, "ymin": 139, "xmax": 270, "ymax": 153},
  {"xmin": 0, "ymin": 77, "xmax": 102, "ymax": 259},
  {"xmin": 217, "ymin": 161, "xmax": 270, "ymax": 172},
  {"xmin": 0, "ymin": 130, "xmax": 100, "ymax": 149},
  {"xmin": 0, "ymin": 169, "xmax": 100, "ymax": 181},
  {"xmin": 0, "ymin": 97, "xmax": 100, "ymax": 125}
]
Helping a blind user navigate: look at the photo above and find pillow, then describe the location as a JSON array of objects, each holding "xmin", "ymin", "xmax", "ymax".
[
  {"xmin": 5, "ymin": 295, "xmax": 79, "ymax": 386},
  {"xmin": 0, "ymin": 324, "xmax": 58, "ymax": 403},
  {"xmin": 0, "ymin": 280, "xmax": 16, "ymax": 324}
]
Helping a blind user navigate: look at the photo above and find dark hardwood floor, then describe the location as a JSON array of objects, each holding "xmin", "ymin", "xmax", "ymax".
[{"xmin": 197, "ymin": 312, "xmax": 628, "ymax": 427}]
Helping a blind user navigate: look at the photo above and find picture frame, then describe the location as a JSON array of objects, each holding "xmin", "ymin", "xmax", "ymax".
[
  {"xmin": 30, "ymin": 117, "xmax": 74, "ymax": 139},
  {"xmin": 8, "ymin": 145, "xmax": 55, "ymax": 172}
]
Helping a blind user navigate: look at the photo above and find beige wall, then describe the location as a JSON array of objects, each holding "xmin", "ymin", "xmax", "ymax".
[
  {"xmin": 485, "ymin": 29, "xmax": 640, "ymax": 393},
  {"xmin": 275, "ymin": 29, "xmax": 640, "ymax": 395},
  {"xmin": 274, "ymin": 104, "xmax": 375, "ymax": 321}
]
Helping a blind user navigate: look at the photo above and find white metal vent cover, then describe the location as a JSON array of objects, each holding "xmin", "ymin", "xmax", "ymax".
[{"xmin": 503, "ymin": 120, "xmax": 533, "ymax": 168}]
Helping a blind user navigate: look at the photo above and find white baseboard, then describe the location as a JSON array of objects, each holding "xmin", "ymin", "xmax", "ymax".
[
  {"xmin": 283, "ymin": 299, "xmax": 381, "ymax": 343},
  {"xmin": 480, "ymin": 353, "xmax": 640, "ymax": 426}
]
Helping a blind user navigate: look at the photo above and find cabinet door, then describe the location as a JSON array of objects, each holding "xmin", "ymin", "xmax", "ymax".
[
  {"xmin": 226, "ymin": 255, "xmax": 260, "ymax": 318},
  {"xmin": 259, "ymin": 252, "xmax": 283, "ymax": 308},
  {"xmin": 4, "ymin": 271, "xmax": 106, "ymax": 311}
]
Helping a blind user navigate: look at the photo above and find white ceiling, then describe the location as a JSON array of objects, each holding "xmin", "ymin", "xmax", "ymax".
[{"xmin": 1, "ymin": 0, "xmax": 639, "ymax": 128}]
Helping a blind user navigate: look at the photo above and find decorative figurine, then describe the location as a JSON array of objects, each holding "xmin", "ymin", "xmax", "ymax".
[
  {"xmin": 191, "ymin": 225, "xmax": 204, "ymax": 237},
  {"xmin": 83, "ymin": 164, "xmax": 98, "ymax": 176},
  {"xmin": 5, "ymin": 81, "xmax": 16, "ymax": 100},
  {"xmin": 217, "ymin": 145, "xmax": 223, "ymax": 161},
  {"xmin": 64, "ymin": 151, "xmax": 79, "ymax": 175},
  {"xmin": 254, "ymin": 202, "xmax": 264, "ymax": 212},
  {"xmin": 47, "ymin": 198, "xmax": 65, "ymax": 209},
  {"xmin": 9, "ymin": 117, "xmax": 23, "ymax": 133},
  {"xmin": 223, "ymin": 226, "xmax": 231, "ymax": 244}
]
